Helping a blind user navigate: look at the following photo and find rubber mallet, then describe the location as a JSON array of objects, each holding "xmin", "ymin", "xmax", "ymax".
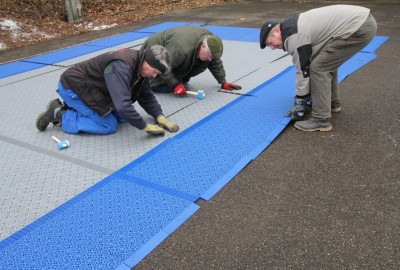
[
  {"xmin": 186, "ymin": 90, "xmax": 205, "ymax": 100},
  {"xmin": 51, "ymin": 136, "xmax": 70, "ymax": 150}
]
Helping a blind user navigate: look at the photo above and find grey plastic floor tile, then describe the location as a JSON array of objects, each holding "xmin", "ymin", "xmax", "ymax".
[
  {"xmin": 234, "ymin": 55, "xmax": 294, "ymax": 92},
  {"xmin": 58, "ymin": 38, "xmax": 147, "ymax": 66},
  {"xmin": 153, "ymin": 91, "xmax": 238, "ymax": 132},
  {"xmin": 0, "ymin": 140, "xmax": 107, "ymax": 240},
  {"xmin": 219, "ymin": 41, "xmax": 286, "ymax": 80},
  {"xmin": 0, "ymin": 68, "xmax": 66, "ymax": 142},
  {"xmin": 0, "ymin": 65, "xmax": 64, "ymax": 87}
]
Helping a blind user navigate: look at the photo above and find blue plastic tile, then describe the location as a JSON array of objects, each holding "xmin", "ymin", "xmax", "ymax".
[
  {"xmin": 134, "ymin": 22, "xmax": 204, "ymax": 33},
  {"xmin": 84, "ymin": 32, "xmax": 151, "ymax": 47},
  {"xmin": 0, "ymin": 176, "xmax": 199, "ymax": 270},
  {"xmin": 115, "ymin": 172, "xmax": 199, "ymax": 202},
  {"xmin": 122, "ymin": 67, "xmax": 296, "ymax": 200},
  {"xmin": 0, "ymin": 61, "xmax": 47, "ymax": 79},
  {"xmin": 204, "ymin": 25, "xmax": 259, "ymax": 42},
  {"xmin": 23, "ymin": 45, "xmax": 104, "ymax": 65},
  {"xmin": 361, "ymin": 36, "xmax": 389, "ymax": 53},
  {"xmin": 123, "ymin": 204, "xmax": 199, "ymax": 268},
  {"xmin": 339, "ymin": 52, "xmax": 377, "ymax": 83}
]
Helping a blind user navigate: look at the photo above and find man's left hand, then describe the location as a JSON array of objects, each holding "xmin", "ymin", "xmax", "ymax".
[{"xmin": 222, "ymin": 82, "xmax": 242, "ymax": 91}]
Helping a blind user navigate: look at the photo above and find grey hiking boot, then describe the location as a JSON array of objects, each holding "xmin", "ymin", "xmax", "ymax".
[
  {"xmin": 294, "ymin": 117, "xmax": 332, "ymax": 132},
  {"xmin": 331, "ymin": 100, "xmax": 341, "ymax": 113},
  {"xmin": 36, "ymin": 98, "xmax": 65, "ymax": 131}
]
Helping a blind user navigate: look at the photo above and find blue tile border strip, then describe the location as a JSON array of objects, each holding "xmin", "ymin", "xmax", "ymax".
[
  {"xmin": 361, "ymin": 36, "xmax": 389, "ymax": 53},
  {"xmin": 114, "ymin": 172, "xmax": 200, "ymax": 202},
  {"xmin": 0, "ymin": 61, "xmax": 47, "ymax": 79},
  {"xmin": 132, "ymin": 21, "xmax": 204, "ymax": 33},
  {"xmin": 120, "ymin": 204, "xmax": 200, "ymax": 269},
  {"xmin": 204, "ymin": 25, "xmax": 260, "ymax": 42},
  {"xmin": 0, "ymin": 175, "xmax": 200, "ymax": 269},
  {"xmin": 82, "ymin": 31, "xmax": 150, "ymax": 48},
  {"xmin": 339, "ymin": 51, "xmax": 377, "ymax": 83},
  {"xmin": 0, "ymin": 175, "xmax": 115, "ymax": 252}
]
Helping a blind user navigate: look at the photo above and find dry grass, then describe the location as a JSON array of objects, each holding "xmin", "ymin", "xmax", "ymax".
[{"xmin": 0, "ymin": 0, "xmax": 238, "ymax": 51}]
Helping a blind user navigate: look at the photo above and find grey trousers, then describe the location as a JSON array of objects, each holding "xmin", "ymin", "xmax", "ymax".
[{"xmin": 310, "ymin": 14, "xmax": 377, "ymax": 119}]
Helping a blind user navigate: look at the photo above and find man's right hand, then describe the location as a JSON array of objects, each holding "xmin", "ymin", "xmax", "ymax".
[
  {"xmin": 173, "ymin": 83, "xmax": 187, "ymax": 96},
  {"xmin": 143, "ymin": 124, "xmax": 165, "ymax": 136}
]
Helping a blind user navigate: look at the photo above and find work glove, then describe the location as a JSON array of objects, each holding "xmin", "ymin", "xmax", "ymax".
[
  {"xmin": 222, "ymin": 82, "xmax": 242, "ymax": 91},
  {"xmin": 173, "ymin": 83, "xmax": 187, "ymax": 96},
  {"xmin": 285, "ymin": 97, "xmax": 307, "ymax": 120},
  {"xmin": 143, "ymin": 124, "xmax": 165, "ymax": 136},
  {"xmin": 157, "ymin": 115, "xmax": 180, "ymax": 133}
]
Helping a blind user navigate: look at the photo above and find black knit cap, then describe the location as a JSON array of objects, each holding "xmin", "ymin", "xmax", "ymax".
[
  {"xmin": 260, "ymin": 21, "xmax": 279, "ymax": 49},
  {"xmin": 144, "ymin": 48, "xmax": 169, "ymax": 74}
]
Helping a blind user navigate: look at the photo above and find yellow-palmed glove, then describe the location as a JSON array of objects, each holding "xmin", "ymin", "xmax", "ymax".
[
  {"xmin": 156, "ymin": 115, "xmax": 180, "ymax": 133},
  {"xmin": 143, "ymin": 124, "xmax": 165, "ymax": 136}
]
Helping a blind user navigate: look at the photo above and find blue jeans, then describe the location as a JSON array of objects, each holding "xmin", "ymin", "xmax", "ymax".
[{"xmin": 57, "ymin": 82, "xmax": 124, "ymax": 134}]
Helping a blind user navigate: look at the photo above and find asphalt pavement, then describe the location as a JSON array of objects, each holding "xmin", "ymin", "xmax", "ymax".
[{"xmin": 2, "ymin": 1, "xmax": 399, "ymax": 269}]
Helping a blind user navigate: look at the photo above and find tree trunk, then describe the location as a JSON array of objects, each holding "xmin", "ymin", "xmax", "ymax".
[{"xmin": 64, "ymin": 0, "xmax": 83, "ymax": 23}]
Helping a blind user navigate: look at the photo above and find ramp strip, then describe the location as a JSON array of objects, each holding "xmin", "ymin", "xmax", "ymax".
[{"xmin": 0, "ymin": 176, "xmax": 199, "ymax": 269}]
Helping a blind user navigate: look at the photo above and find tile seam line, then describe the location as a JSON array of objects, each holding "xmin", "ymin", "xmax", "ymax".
[
  {"xmin": 0, "ymin": 133, "xmax": 113, "ymax": 175},
  {"xmin": 0, "ymin": 66, "xmax": 66, "ymax": 88}
]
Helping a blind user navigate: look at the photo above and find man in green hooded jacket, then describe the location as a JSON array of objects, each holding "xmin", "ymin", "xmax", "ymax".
[{"xmin": 140, "ymin": 26, "xmax": 241, "ymax": 96}]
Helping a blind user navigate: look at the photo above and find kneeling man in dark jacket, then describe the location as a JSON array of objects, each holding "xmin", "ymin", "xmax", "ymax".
[{"xmin": 36, "ymin": 45, "xmax": 179, "ymax": 136}]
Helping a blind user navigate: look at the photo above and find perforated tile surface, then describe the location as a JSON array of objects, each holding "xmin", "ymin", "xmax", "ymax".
[
  {"xmin": 0, "ymin": 61, "xmax": 49, "ymax": 79},
  {"xmin": 0, "ymin": 21, "xmax": 387, "ymax": 269},
  {"xmin": 122, "ymin": 67, "xmax": 296, "ymax": 200},
  {"xmin": 0, "ymin": 65, "xmax": 64, "ymax": 87},
  {"xmin": 133, "ymin": 22, "xmax": 204, "ymax": 33},
  {"xmin": 83, "ymin": 32, "xmax": 150, "ymax": 48},
  {"xmin": 0, "ymin": 176, "xmax": 199, "ymax": 270},
  {"xmin": 204, "ymin": 25, "xmax": 260, "ymax": 42},
  {"xmin": 0, "ymin": 140, "xmax": 107, "ymax": 240},
  {"xmin": 339, "ymin": 52, "xmax": 377, "ymax": 83}
]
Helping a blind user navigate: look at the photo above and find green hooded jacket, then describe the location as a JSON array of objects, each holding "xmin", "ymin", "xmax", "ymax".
[{"xmin": 141, "ymin": 26, "xmax": 227, "ymax": 87}]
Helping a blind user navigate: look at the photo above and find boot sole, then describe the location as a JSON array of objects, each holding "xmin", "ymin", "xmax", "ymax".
[
  {"xmin": 294, "ymin": 123, "xmax": 333, "ymax": 132},
  {"xmin": 36, "ymin": 112, "xmax": 49, "ymax": 131},
  {"xmin": 35, "ymin": 99, "xmax": 61, "ymax": 131},
  {"xmin": 331, "ymin": 107, "xmax": 342, "ymax": 113}
]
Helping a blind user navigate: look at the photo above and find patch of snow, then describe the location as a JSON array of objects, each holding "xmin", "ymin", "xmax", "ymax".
[
  {"xmin": 93, "ymin": 23, "xmax": 118, "ymax": 31},
  {"xmin": 0, "ymin": 42, "xmax": 7, "ymax": 51},
  {"xmin": 74, "ymin": 22, "xmax": 117, "ymax": 31},
  {"xmin": 1, "ymin": 19, "xmax": 22, "ymax": 39},
  {"xmin": 74, "ymin": 22, "xmax": 118, "ymax": 31},
  {"xmin": 0, "ymin": 19, "xmax": 20, "ymax": 31},
  {"xmin": 31, "ymin": 27, "xmax": 57, "ymax": 39},
  {"xmin": 1, "ymin": 18, "xmax": 57, "ymax": 43}
]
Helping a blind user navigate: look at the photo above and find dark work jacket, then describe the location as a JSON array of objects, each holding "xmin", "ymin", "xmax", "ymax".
[
  {"xmin": 140, "ymin": 26, "xmax": 226, "ymax": 87},
  {"xmin": 60, "ymin": 49, "xmax": 149, "ymax": 117}
]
